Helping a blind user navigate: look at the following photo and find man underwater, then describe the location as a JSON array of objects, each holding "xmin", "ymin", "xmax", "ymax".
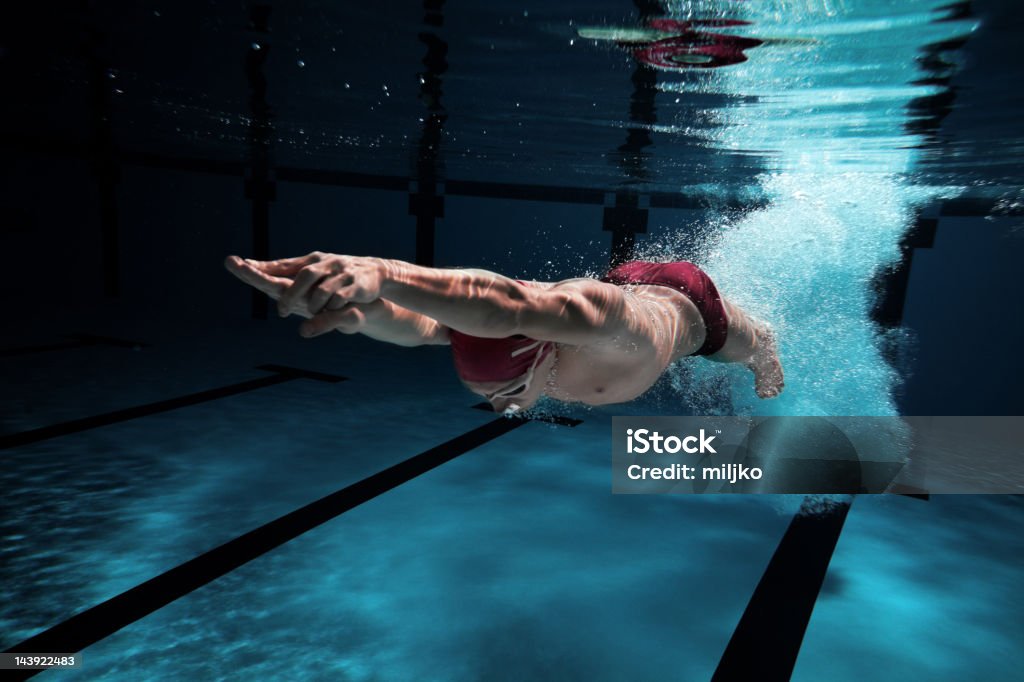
[{"xmin": 225, "ymin": 253, "xmax": 784, "ymax": 414}]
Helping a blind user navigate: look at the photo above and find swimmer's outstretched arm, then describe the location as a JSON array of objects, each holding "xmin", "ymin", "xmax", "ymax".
[
  {"xmin": 375, "ymin": 259, "xmax": 631, "ymax": 345},
  {"xmin": 225, "ymin": 255, "xmax": 449, "ymax": 346},
  {"xmin": 325, "ymin": 299, "xmax": 450, "ymax": 346},
  {"xmin": 238, "ymin": 252, "xmax": 632, "ymax": 345}
]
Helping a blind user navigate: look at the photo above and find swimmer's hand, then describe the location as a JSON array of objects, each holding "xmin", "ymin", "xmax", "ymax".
[
  {"xmin": 224, "ymin": 252, "xmax": 386, "ymax": 334},
  {"xmin": 225, "ymin": 252, "xmax": 385, "ymax": 312}
]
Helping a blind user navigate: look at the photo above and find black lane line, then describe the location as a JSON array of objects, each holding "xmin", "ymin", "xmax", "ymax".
[
  {"xmin": 940, "ymin": 197, "xmax": 997, "ymax": 217},
  {"xmin": 3, "ymin": 417, "xmax": 528, "ymax": 679},
  {"xmin": 0, "ymin": 366, "xmax": 346, "ymax": 450},
  {"xmin": 872, "ymin": 213, "xmax": 938, "ymax": 328},
  {"xmin": 0, "ymin": 334, "xmax": 150, "ymax": 358},
  {"xmin": 253, "ymin": 364, "xmax": 347, "ymax": 383},
  {"xmin": 470, "ymin": 402, "xmax": 583, "ymax": 428},
  {"xmin": 889, "ymin": 483, "xmax": 930, "ymax": 500},
  {"xmin": 712, "ymin": 497, "xmax": 852, "ymax": 682}
]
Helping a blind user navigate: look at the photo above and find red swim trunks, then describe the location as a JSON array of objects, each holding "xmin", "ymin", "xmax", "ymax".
[
  {"xmin": 600, "ymin": 261, "xmax": 729, "ymax": 356},
  {"xmin": 449, "ymin": 265, "xmax": 728, "ymax": 382}
]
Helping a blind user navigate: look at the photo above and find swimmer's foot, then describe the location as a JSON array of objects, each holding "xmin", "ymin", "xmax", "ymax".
[{"xmin": 748, "ymin": 327, "xmax": 784, "ymax": 399}]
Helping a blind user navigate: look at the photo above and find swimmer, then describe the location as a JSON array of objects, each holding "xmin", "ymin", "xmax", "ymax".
[{"xmin": 224, "ymin": 253, "xmax": 784, "ymax": 414}]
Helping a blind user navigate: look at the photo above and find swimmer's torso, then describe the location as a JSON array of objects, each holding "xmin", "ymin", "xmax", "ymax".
[{"xmin": 545, "ymin": 283, "xmax": 709, "ymax": 405}]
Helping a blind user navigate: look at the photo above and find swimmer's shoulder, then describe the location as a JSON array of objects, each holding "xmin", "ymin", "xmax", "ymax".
[
  {"xmin": 524, "ymin": 277, "xmax": 611, "ymax": 290},
  {"xmin": 524, "ymin": 278, "xmax": 642, "ymax": 311}
]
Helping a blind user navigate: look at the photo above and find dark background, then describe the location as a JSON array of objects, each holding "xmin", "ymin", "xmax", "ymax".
[{"xmin": 1, "ymin": 0, "xmax": 1022, "ymax": 416}]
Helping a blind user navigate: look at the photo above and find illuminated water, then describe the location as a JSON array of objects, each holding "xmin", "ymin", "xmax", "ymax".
[{"xmin": 623, "ymin": 0, "xmax": 977, "ymax": 417}]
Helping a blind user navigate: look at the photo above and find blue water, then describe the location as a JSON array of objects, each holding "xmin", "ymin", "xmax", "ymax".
[
  {"xmin": 2, "ymin": 0, "xmax": 1023, "ymax": 680},
  {"xmin": 4, "ymin": 322, "xmax": 1023, "ymax": 680}
]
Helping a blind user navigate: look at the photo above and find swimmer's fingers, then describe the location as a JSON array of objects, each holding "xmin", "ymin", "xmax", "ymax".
[
  {"xmin": 243, "ymin": 252, "xmax": 325, "ymax": 276},
  {"xmin": 300, "ymin": 304, "xmax": 365, "ymax": 338},
  {"xmin": 307, "ymin": 274, "xmax": 353, "ymax": 316},
  {"xmin": 224, "ymin": 255, "xmax": 290, "ymax": 299},
  {"xmin": 279, "ymin": 262, "xmax": 345, "ymax": 317},
  {"xmin": 279, "ymin": 255, "xmax": 378, "ymax": 315}
]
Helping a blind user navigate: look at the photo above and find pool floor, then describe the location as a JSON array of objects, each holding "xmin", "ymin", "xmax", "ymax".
[{"xmin": 2, "ymin": 306, "xmax": 1022, "ymax": 681}]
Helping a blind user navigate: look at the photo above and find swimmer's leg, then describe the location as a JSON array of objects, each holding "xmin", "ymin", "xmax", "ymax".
[{"xmin": 706, "ymin": 298, "xmax": 784, "ymax": 398}]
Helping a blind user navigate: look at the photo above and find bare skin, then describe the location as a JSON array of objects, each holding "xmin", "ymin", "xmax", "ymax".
[{"xmin": 224, "ymin": 252, "xmax": 783, "ymax": 413}]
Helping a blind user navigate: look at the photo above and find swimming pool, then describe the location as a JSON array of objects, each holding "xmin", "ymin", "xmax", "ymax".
[{"xmin": 1, "ymin": 1, "xmax": 1022, "ymax": 680}]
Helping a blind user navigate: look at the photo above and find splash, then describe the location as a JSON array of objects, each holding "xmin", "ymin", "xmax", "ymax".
[
  {"xmin": 697, "ymin": 172, "xmax": 913, "ymax": 416},
  {"xmin": 643, "ymin": 0, "xmax": 975, "ymax": 416}
]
